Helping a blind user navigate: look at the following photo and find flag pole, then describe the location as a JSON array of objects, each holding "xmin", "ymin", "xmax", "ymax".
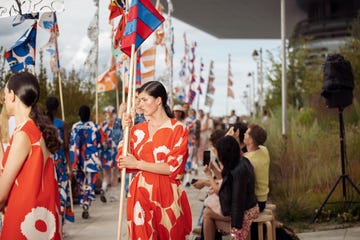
[
  {"xmin": 95, "ymin": 4, "xmax": 100, "ymax": 124},
  {"xmin": 117, "ymin": 44, "xmax": 135, "ymax": 240},
  {"xmin": 122, "ymin": 57, "xmax": 126, "ymax": 103},
  {"xmin": 53, "ymin": 19, "xmax": 74, "ymax": 212}
]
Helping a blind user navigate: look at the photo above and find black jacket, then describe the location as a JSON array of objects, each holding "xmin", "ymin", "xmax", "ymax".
[{"xmin": 219, "ymin": 156, "xmax": 257, "ymax": 229}]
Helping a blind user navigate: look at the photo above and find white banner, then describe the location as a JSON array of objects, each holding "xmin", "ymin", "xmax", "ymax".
[{"xmin": 0, "ymin": 0, "xmax": 64, "ymax": 18}]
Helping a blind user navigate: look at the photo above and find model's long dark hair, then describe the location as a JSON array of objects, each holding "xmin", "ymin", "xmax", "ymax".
[
  {"xmin": 45, "ymin": 96, "xmax": 59, "ymax": 122},
  {"xmin": 215, "ymin": 135, "xmax": 241, "ymax": 178},
  {"xmin": 138, "ymin": 81, "xmax": 174, "ymax": 118},
  {"xmin": 7, "ymin": 72, "xmax": 61, "ymax": 153}
]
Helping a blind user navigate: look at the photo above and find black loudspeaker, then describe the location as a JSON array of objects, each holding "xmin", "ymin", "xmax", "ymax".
[{"xmin": 320, "ymin": 54, "xmax": 354, "ymax": 108}]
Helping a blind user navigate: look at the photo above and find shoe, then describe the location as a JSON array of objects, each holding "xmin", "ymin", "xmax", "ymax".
[
  {"xmin": 192, "ymin": 226, "xmax": 202, "ymax": 235},
  {"xmin": 100, "ymin": 189, "xmax": 107, "ymax": 203},
  {"xmin": 109, "ymin": 195, "xmax": 118, "ymax": 202},
  {"xmin": 185, "ymin": 182, "xmax": 191, "ymax": 187},
  {"xmin": 82, "ymin": 204, "xmax": 89, "ymax": 219}
]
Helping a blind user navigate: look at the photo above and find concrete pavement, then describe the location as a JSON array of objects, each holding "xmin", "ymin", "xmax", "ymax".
[{"xmin": 64, "ymin": 171, "xmax": 360, "ymax": 240}]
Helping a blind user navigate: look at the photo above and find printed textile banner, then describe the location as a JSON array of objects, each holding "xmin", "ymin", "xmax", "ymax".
[{"xmin": 0, "ymin": 0, "xmax": 64, "ymax": 18}]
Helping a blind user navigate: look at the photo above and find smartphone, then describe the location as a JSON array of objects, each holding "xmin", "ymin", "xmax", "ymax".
[
  {"xmin": 191, "ymin": 178, "xmax": 198, "ymax": 184},
  {"xmin": 203, "ymin": 150, "xmax": 211, "ymax": 166}
]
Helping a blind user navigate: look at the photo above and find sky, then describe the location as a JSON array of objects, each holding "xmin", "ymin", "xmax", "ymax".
[{"xmin": 0, "ymin": 1, "xmax": 282, "ymax": 117}]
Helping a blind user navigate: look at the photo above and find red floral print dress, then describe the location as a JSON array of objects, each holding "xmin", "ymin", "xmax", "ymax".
[
  {"xmin": 0, "ymin": 120, "xmax": 61, "ymax": 240},
  {"xmin": 118, "ymin": 119, "xmax": 192, "ymax": 239}
]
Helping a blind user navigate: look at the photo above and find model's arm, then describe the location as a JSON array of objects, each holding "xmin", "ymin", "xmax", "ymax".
[{"xmin": 0, "ymin": 131, "xmax": 30, "ymax": 211}]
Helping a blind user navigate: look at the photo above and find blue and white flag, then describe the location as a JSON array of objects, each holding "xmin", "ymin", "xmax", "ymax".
[{"xmin": 4, "ymin": 24, "xmax": 37, "ymax": 73}]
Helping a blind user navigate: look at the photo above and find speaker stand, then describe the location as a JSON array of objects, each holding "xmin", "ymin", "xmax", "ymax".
[{"xmin": 312, "ymin": 107, "xmax": 360, "ymax": 223}]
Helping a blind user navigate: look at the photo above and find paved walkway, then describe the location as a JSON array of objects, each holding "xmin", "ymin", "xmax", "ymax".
[{"xmin": 63, "ymin": 170, "xmax": 360, "ymax": 240}]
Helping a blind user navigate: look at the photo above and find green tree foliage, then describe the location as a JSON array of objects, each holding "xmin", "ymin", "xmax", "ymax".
[
  {"xmin": 37, "ymin": 50, "xmax": 48, "ymax": 107},
  {"xmin": 48, "ymin": 69, "xmax": 95, "ymax": 125},
  {"xmin": 265, "ymin": 39, "xmax": 322, "ymax": 111},
  {"xmin": 339, "ymin": 11, "xmax": 360, "ymax": 102}
]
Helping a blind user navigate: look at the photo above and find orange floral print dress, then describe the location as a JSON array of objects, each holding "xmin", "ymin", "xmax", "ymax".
[
  {"xmin": 118, "ymin": 119, "xmax": 192, "ymax": 239},
  {"xmin": 0, "ymin": 120, "xmax": 61, "ymax": 240}
]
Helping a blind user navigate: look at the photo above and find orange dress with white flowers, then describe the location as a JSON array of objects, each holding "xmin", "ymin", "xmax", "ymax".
[
  {"xmin": 0, "ymin": 120, "xmax": 61, "ymax": 240},
  {"xmin": 118, "ymin": 119, "xmax": 192, "ymax": 239}
]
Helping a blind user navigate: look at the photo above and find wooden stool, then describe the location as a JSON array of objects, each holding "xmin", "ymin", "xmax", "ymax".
[
  {"xmin": 251, "ymin": 212, "xmax": 273, "ymax": 240},
  {"xmin": 265, "ymin": 203, "xmax": 276, "ymax": 211},
  {"xmin": 265, "ymin": 203, "xmax": 277, "ymax": 240}
]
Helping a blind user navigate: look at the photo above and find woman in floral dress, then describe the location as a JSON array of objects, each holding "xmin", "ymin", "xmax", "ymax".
[
  {"xmin": 0, "ymin": 72, "xmax": 62, "ymax": 239},
  {"xmin": 118, "ymin": 81, "xmax": 192, "ymax": 239}
]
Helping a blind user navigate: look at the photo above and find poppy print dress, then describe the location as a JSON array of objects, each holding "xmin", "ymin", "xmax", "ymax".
[
  {"xmin": 118, "ymin": 119, "xmax": 192, "ymax": 239},
  {"xmin": 0, "ymin": 119, "xmax": 62, "ymax": 240}
]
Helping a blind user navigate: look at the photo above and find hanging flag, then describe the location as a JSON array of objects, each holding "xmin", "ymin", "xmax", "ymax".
[
  {"xmin": 0, "ymin": 0, "xmax": 64, "ymax": 18},
  {"xmin": 227, "ymin": 87, "xmax": 235, "ymax": 99},
  {"xmin": 109, "ymin": 0, "xmax": 126, "ymax": 21},
  {"xmin": 206, "ymin": 60, "xmax": 215, "ymax": 95},
  {"xmin": 140, "ymin": 46, "xmax": 156, "ymax": 83},
  {"xmin": 205, "ymin": 95, "xmax": 214, "ymax": 107},
  {"xmin": 40, "ymin": 12, "xmax": 60, "ymax": 73},
  {"xmin": 121, "ymin": 0, "xmax": 165, "ymax": 56},
  {"xmin": 227, "ymin": 54, "xmax": 234, "ymax": 99},
  {"xmin": 41, "ymin": 34, "xmax": 60, "ymax": 73},
  {"xmin": 135, "ymin": 50, "xmax": 141, "ymax": 86},
  {"xmin": 4, "ymin": 24, "xmax": 37, "ymax": 73},
  {"xmin": 12, "ymin": 13, "xmax": 38, "ymax": 27},
  {"xmin": 39, "ymin": 12, "xmax": 59, "ymax": 34},
  {"xmin": 97, "ymin": 64, "xmax": 118, "ymax": 92},
  {"xmin": 188, "ymin": 89, "xmax": 196, "ymax": 105}
]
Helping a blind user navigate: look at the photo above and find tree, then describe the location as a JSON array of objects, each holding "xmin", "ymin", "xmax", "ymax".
[
  {"xmin": 266, "ymin": 38, "xmax": 323, "ymax": 111},
  {"xmin": 37, "ymin": 50, "xmax": 48, "ymax": 107}
]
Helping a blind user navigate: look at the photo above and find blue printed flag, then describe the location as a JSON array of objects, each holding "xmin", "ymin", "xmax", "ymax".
[
  {"xmin": 121, "ymin": 0, "xmax": 165, "ymax": 56},
  {"xmin": 12, "ymin": 13, "xmax": 38, "ymax": 27},
  {"xmin": 4, "ymin": 24, "xmax": 37, "ymax": 73}
]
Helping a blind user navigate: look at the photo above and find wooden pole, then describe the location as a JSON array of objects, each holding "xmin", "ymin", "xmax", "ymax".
[
  {"xmin": 117, "ymin": 44, "xmax": 135, "ymax": 240},
  {"xmin": 122, "ymin": 57, "xmax": 126, "ymax": 104},
  {"xmin": 95, "ymin": 4, "xmax": 100, "ymax": 124},
  {"xmin": 53, "ymin": 21, "xmax": 73, "ymax": 212}
]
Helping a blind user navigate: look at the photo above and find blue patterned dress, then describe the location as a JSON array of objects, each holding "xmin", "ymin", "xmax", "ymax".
[
  {"xmin": 70, "ymin": 121, "xmax": 101, "ymax": 206},
  {"xmin": 53, "ymin": 118, "xmax": 74, "ymax": 223},
  {"xmin": 99, "ymin": 119, "xmax": 117, "ymax": 169}
]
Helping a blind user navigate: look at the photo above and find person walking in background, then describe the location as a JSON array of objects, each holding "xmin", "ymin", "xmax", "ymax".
[
  {"xmin": 113, "ymin": 88, "xmax": 146, "ymax": 195},
  {"xmin": 217, "ymin": 136, "xmax": 259, "ymax": 240},
  {"xmin": 70, "ymin": 105, "xmax": 101, "ymax": 219},
  {"xmin": 0, "ymin": 72, "xmax": 62, "ymax": 239},
  {"xmin": 46, "ymin": 96, "xmax": 75, "ymax": 230},
  {"xmin": 183, "ymin": 108, "xmax": 200, "ymax": 186},
  {"xmin": 173, "ymin": 104, "xmax": 186, "ymax": 123},
  {"xmin": 197, "ymin": 109, "xmax": 209, "ymax": 172},
  {"xmin": 228, "ymin": 109, "xmax": 237, "ymax": 126},
  {"xmin": 117, "ymin": 81, "xmax": 192, "ymax": 239},
  {"xmin": 99, "ymin": 105, "xmax": 119, "ymax": 203}
]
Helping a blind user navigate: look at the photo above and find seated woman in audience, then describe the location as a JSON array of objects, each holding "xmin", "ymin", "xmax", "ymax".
[{"xmin": 204, "ymin": 136, "xmax": 259, "ymax": 240}]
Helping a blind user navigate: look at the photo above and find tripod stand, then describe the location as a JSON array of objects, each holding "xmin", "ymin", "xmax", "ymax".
[{"xmin": 312, "ymin": 107, "xmax": 360, "ymax": 223}]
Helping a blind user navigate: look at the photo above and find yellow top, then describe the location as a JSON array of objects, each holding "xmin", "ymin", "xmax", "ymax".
[{"xmin": 244, "ymin": 145, "xmax": 270, "ymax": 202}]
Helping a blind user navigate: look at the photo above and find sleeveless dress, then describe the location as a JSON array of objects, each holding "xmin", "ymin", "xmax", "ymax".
[
  {"xmin": 0, "ymin": 119, "xmax": 61, "ymax": 240},
  {"xmin": 118, "ymin": 119, "xmax": 192, "ymax": 239}
]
